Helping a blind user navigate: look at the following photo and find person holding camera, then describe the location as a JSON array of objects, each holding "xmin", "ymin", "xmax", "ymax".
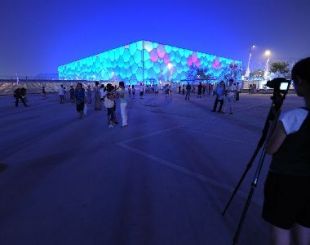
[{"xmin": 263, "ymin": 57, "xmax": 310, "ymax": 245}]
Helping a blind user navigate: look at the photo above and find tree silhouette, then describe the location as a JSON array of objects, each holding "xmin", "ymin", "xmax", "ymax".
[{"xmin": 270, "ymin": 62, "xmax": 290, "ymax": 75}]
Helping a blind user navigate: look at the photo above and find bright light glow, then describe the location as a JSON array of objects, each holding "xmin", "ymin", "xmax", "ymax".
[
  {"xmin": 167, "ymin": 63, "xmax": 173, "ymax": 70},
  {"xmin": 264, "ymin": 50, "xmax": 271, "ymax": 57}
]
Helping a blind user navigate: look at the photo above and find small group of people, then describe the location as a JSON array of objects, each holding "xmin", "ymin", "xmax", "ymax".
[
  {"xmin": 179, "ymin": 83, "xmax": 214, "ymax": 97},
  {"xmin": 212, "ymin": 79, "xmax": 238, "ymax": 114},
  {"xmin": 71, "ymin": 81, "xmax": 128, "ymax": 127},
  {"xmin": 103, "ymin": 82, "xmax": 128, "ymax": 128},
  {"xmin": 249, "ymin": 84, "xmax": 257, "ymax": 94}
]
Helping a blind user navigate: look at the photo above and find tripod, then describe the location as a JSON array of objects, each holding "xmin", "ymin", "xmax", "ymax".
[{"xmin": 222, "ymin": 87, "xmax": 289, "ymax": 244}]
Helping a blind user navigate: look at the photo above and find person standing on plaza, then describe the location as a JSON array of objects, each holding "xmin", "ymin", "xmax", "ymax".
[
  {"xmin": 225, "ymin": 79, "xmax": 237, "ymax": 114},
  {"xmin": 117, "ymin": 81, "xmax": 128, "ymax": 127},
  {"xmin": 86, "ymin": 85, "xmax": 92, "ymax": 104},
  {"xmin": 212, "ymin": 81, "xmax": 225, "ymax": 113},
  {"xmin": 14, "ymin": 87, "xmax": 28, "ymax": 107},
  {"xmin": 69, "ymin": 86, "xmax": 75, "ymax": 103},
  {"xmin": 202, "ymin": 83, "xmax": 206, "ymax": 96},
  {"xmin": 58, "ymin": 84, "xmax": 65, "ymax": 104},
  {"xmin": 104, "ymin": 83, "xmax": 116, "ymax": 128},
  {"xmin": 42, "ymin": 86, "xmax": 47, "ymax": 98},
  {"xmin": 74, "ymin": 82, "xmax": 86, "ymax": 119},
  {"xmin": 139, "ymin": 83, "xmax": 144, "ymax": 99},
  {"xmin": 63, "ymin": 86, "xmax": 68, "ymax": 102},
  {"xmin": 185, "ymin": 83, "xmax": 191, "ymax": 100},
  {"xmin": 100, "ymin": 84, "xmax": 106, "ymax": 101},
  {"xmin": 197, "ymin": 82, "xmax": 203, "ymax": 98},
  {"xmin": 263, "ymin": 57, "xmax": 310, "ymax": 245},
  {"xmin": 131, "ymin": 85, "xmax": 136, "ymax": 98},
  {"xmin": 210, "ymin": 83, "xmax": 214, "ymax": 96},
  {"xmin": 236, "ymin": 82, "xmax": 241, "ymax": 101},
  {"xmin": 94, "ymin": 81, "xmax": 102, "ymax": 110}
]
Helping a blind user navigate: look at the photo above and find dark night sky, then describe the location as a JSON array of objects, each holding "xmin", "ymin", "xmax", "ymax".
[{"xmin": 1, "ymin": 0, "xmax": 309, "ymax": 76}]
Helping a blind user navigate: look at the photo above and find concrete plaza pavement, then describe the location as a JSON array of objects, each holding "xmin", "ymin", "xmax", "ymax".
[{"xmin": 0, "ymin": 92, "xmax": 304, "ymax": 245}]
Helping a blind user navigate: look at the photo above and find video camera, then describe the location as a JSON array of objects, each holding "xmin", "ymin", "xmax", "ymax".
[{"xmin": 266, "ymin": 78, "xmax": 291, "ymax": 93}]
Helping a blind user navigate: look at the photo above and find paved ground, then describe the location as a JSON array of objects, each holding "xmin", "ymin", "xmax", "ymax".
[{"xmin": 0, "ymin": 92, "xmax": 304, "ymax": 245}]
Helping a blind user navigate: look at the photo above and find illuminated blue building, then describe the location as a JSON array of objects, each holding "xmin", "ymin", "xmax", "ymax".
[{"xmin": 58, "ymin": 40, "xmax": 242, "ymax": 84}]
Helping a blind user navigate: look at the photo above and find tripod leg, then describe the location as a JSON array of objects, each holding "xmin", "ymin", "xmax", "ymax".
[
  {"xmin": 222, "ymin": 145, "xmax": 261, "ymax": 216},
  {"xmin": 232, "ymin": 150, "xmax": 267, "ymax": 245},
  {"xmin": 222, "ymin": 102, "xmax": 277, "ymax": 216}
]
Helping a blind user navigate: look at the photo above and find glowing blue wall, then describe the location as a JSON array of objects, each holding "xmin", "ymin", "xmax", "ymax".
[{"xmin": 58, "ymin": 40, "xmax": 242, "ymax": 83}]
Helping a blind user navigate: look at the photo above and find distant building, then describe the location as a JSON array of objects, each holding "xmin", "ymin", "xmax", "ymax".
[{"xmin": 58, "ymin": 40, "xmax": 242, "ymax": 84}]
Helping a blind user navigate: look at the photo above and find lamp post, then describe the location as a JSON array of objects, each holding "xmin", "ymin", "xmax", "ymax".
[
  {"xmin": 244, "ymin": 45, "xmax": 255, "ymax": 78},
  {"xmin": 264, "ymin": 50, "xmax": 271, "ymax": 79}
]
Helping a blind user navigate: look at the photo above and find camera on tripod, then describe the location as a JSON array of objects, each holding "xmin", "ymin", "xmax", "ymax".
[
  {"xmin": 223, "ymin": 77, "xmax": 292, "ymax": 245},
  {"xmin": 266, "ymin": 78, "xmax": 291, "ymax": 93}
]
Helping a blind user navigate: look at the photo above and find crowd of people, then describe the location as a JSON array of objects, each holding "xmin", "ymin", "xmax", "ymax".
[
  {"xmin": 13, "ymin": 79, "xmax": 241, "ymax": 122},
  {"xmin": 54, "ymin": 79, "xmax": 241, "ymax": 125}
]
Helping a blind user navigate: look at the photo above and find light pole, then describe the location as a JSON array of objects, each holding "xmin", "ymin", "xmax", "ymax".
[
  {"xmin": 244, "ymin": 45, "xmax": 255, "ymax": 78},
  {"xmin": 264, "ymin": 50, "xmax": 271, "ymax": 79}
]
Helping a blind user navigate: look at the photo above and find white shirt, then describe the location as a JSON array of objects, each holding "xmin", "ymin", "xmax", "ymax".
[
  {"xmin": 280, "ymin": 108, "xmax": 309, "ymax": 135},
  {"xmin": 227, "ymin": 85, "xmax": 237, "ymax": 97},
  {"xmin": 59, "ymin": 87, "xmax": 65, "ymax": 95},
  {"xmin": 99, "ymin": 88, "xmax": 106, "ymax": 99}
]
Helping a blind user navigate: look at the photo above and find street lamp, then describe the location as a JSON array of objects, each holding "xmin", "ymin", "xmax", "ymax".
[
  {"xmin": 264, "ymin": 50, "xmax": 271, "ymax": 79},
  {"xmin": 245, "ymin": 45, "xmax": 256, "ymax": 78}
]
